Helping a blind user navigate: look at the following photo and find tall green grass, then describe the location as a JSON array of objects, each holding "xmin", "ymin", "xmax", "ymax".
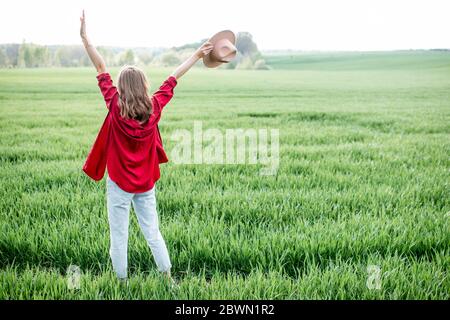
[{"xmin": 0, "ymin": 51, "xmax": 449, "ymax": 299}]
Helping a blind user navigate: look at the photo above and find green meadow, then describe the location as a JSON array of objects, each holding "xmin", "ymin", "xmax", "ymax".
[{"xmin": 0, "ymin": 51, "xmax": 449, "ymax": 299}]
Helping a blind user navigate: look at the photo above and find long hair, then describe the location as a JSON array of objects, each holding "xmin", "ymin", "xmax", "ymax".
[{"xmin": 117, "ymin": 65, "xmax": 152, "ymax": 123}]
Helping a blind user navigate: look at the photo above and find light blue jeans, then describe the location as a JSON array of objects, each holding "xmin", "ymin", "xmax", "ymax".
[{"xmin": 106, "ymin": 176, "xmax": 171, "ymax": 279}]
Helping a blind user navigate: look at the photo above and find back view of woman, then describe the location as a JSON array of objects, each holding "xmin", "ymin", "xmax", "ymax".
[{"xmin": 79, "ymin": 10, "xmax": 213, "ymax": 285}]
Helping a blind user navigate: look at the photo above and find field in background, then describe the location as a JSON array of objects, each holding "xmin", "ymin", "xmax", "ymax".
[{"xmin": 0, "ymin": 51, "xmax": 449, "ymax": 299}]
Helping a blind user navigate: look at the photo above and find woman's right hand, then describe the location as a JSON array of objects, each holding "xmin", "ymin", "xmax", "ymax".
[{"xmin": 195, "ymin": 41, "xmax": 214, "ymax": 59}]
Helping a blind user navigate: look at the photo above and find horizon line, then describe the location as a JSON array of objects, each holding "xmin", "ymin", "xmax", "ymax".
[{"xmin": 0, "ymin": 42, "xmax": 449, "ymax": 53}]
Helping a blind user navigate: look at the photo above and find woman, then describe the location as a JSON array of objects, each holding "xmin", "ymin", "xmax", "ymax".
[{"xmin": 80, "ymin": 10, "xmax": 213, "ymax": 285}]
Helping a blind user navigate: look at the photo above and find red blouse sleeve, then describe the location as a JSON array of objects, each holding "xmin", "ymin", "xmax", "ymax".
[
  {"xmin": 97, "ymin": 72, "xmax": 118, "ymax": 110},
  {"xmin": 151, "ymin": 76, "xmax": 177, "ymax": 115}
]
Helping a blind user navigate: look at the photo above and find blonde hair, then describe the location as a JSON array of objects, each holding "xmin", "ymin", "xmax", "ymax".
[{"xmin": 117, "ymin": 65, "xmax": 152, "ymax": 123}]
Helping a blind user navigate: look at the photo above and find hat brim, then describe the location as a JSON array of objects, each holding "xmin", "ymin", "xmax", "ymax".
[{"xmin": 203, "ymin": 30, "xmax": 236, "ymax": 68}]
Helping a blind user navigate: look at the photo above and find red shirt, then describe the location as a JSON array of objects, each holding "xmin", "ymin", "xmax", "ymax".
[{"xmin": 82, "ymin": 72, "xmax": 177, "ymax": 193}]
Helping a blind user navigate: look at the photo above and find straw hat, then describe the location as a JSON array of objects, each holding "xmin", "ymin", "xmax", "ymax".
[{"xmin": 203, "ymin": 30, "xmax": 237, "ymax": 68}]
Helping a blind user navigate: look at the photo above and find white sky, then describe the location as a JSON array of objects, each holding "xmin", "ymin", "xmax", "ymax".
[{"xmin": 0, "ymin": 0, "xmax": 449, "ymax": 51}]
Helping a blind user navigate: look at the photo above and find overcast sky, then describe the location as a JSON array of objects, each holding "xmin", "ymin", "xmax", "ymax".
[{"xmin": 0, "ymin": 0, "xmax": 448, "ymax": 51}]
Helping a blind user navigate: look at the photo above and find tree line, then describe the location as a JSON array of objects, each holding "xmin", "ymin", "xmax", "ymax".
[{"xmin": 0, "ymin": 32, "xmax": 269, "ymax": 70}]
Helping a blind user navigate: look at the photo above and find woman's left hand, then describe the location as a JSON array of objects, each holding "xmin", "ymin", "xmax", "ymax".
[{"xmin": 80, "ymin": 10, "xmax": 87, "ymax": 40}]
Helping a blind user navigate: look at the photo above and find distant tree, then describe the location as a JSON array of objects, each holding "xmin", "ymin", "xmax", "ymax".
[
  {"xmin": 4, "ymin": 44, "xmax": 19, "ymax": 67},
  {"xmin": 137, "ymin": 52, "xmax": 153, "ymax": 65},
  {"xmin": 33, "ymin": 46, "xmax": 51, "ymax": 67},
  {"xmin": 18, "ymin": 45, "xmax": 27, "ymax": 67},
  {"xmin": 119, "ymin": 49, "xmax": 135, "ymax": 65},
  {"xmin": 177, "ymin": 48, "xmax": 197, "ymax": 61},
  {"xmin": 0, "ymin": 48, "xmax": 8, "ymax": 67},
  {"xmin": 173, "ymin": 39, "xmax": 208, "ymax": 51},
  {"xmin": 233, "ymin": 32, "xmax": 268, "ymax": 70},
  {"xmin": 33, "ymin": 47, "xmax": 44, "ymax": 67},
  {"xmin": 0, "ymin": 35, "xmax": 269, "ymax": 69},
  {"xmin": 235, "ymin": 56, "xmax": 254, "ymax": 69},
  {"xmin": 17, "ymin": 43, "xmax": 32, "ymax": 67},
  {"xmin": 97, "ymin": 47, "xmax": 115, "ymax": 66},
  {"xmin": 253, "ymin": 59, "xmax": 270, "ymax": 70},
  {"xmin": 55, "ymin": 46, "xmax": 88, "ymax": 67},
  {"xmin": 160, "ymin": 51, "xmax": 180, "ymax": 66},
  {"xmin": 236, "ymin": 32, "xmax": 259, "ymax": 57}
]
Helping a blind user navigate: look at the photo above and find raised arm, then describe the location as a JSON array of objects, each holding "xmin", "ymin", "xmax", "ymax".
[
  {"xmin": 80, "ymin": 10, "xmax": 106, "ymax": 74},
  {"xmin": 171, "ymin": 41, "xmax": 213, "ymax": 80}
]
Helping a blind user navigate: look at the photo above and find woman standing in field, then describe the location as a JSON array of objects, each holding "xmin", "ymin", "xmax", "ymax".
[{"xmin": 79, "ymin": 10, "xmax": 213, "ymax": 284}]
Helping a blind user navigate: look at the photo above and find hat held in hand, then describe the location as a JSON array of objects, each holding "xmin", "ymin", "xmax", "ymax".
[{"xmin": 203, "ymin": 30, "xmax": 237, "ymax": 68}]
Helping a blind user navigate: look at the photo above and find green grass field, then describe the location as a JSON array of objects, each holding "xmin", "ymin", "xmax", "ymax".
[{"xmin": 0, "ymin": 51, "xmax": 449, "ymax": 299}]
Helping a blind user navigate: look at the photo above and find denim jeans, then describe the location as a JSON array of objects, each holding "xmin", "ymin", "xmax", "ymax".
[{"xmin": 106, "ymin": 176, "xmax": 171, "ymax": 279}]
